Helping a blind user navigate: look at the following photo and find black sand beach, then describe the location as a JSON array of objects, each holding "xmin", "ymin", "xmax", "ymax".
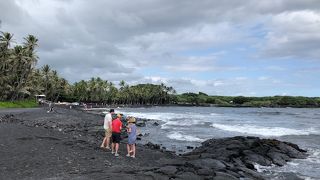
[{"xmin": 0, "ymin": 107, "xmax": 307, "ymax": 180}]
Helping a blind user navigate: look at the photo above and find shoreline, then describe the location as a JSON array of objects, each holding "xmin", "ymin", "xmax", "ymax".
[
  {"xmin": 0, "ymin": 107, "xmax": 308, "ymax": 179},
  {"xmin": 72, "ymin": 103, "xmax": 320, "ymax": 109}
]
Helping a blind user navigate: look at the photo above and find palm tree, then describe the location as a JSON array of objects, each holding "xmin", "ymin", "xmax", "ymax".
[
  {"xmin": 0, "ymin": 32, "xmax": 14, "ymax": 100},
  {"xmin": 10, "ymin": 45, "xmax": 27, "ymax": 100},
  {"xmin": 23, "ymin": 35, "xmax": 38, "ymax": 52},
  {"xmin": 0, "ymin": 32, "xmax": 13, "ymax": 51},
  {"xmin": 41, "ymin": 64, "xmax": 51, "ymax": 98}
]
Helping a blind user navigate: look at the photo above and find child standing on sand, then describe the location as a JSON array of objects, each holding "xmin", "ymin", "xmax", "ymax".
[{"xmin": 126, "ymin": 117, "xmax": 137, "ymax": 158}]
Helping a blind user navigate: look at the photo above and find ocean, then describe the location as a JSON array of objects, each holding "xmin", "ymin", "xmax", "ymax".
[{"xmin": 105, "ymin": 106, "xmax": 320, "ymax": 179}]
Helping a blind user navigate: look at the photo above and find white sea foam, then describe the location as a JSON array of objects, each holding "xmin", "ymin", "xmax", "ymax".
[
  {"xmin": 167, "ymin": 132, "xmax": 204, "ymax": 142},
  {"xmin": 254, "ymin": 163, "xmax": 275, "ymax": 173},
  {"xmin": 161, "ymin": 119, "xmax": 207, "ymax": 129},
  {"xmin": 305, "ymin": 148, "xmax": 320, "ymax": 164},
  {"xmin": 118, "ymin": 112, "xmax": 177, "ymax": 121},
  {"xmin": 119, "ymin": 111, "xmax": 219, "ymax": 122},
  {"xmin": 210, "ymin": 113, "xmax": 222, "ymax": 116},
  {"xmin": 258, "ymin": 148, "xmax": 320, "ymax": 179},
  {"xmin": 211, "ymin": 123, "xmax": 319, "ymax": 136}
]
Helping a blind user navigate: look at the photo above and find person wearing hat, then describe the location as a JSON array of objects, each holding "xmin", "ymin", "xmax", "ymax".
[
  {"xmin": 100, "ymin": 109, "xmax": 114, "ymax": 150},
  {"xmin": 126, "ymin": 116, "xmax": 137, "ymax": 158},
  {"xmin": 111, "ymin": 113, "xmax": 122, "ymax": 157}
]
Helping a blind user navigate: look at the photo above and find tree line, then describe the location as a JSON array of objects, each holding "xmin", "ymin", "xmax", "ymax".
[
  {"xmin": 177, "ymin": 92, "xmax": 320, "ymax": 107},
  {"xmin": 0, "ymin": 32, "xmax": 69, "ymax": 102},
  {"xmin": 0, "ymin": 32, "xmax": 176, "ymax": 105},
  {"xmin": 1, "ymin": 32, "xmax": 319, "ymax": 107},
  {"xmin": 70, "ymin": 78, "xmax": 176, "ymax": 105}
]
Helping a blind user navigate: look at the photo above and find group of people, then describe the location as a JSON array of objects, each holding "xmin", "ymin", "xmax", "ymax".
[{"xmin": 100, "ymin": 109, "xmax": 137, "ymax": 158}]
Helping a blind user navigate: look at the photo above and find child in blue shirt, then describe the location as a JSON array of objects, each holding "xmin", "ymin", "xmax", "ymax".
[{"xmin": 126, "ymin": 117, "xmax": 137, "ymax": 158}]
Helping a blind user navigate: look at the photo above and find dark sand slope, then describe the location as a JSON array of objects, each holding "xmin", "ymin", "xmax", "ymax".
[{"xmin": 0, "ymin": 108, "xmax": 307, "ymax": 180}]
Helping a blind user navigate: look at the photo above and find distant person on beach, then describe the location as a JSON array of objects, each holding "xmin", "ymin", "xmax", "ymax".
[
  {"xmin": 100, "ymin": 109, "xmax": 114, "ymax": 150},
  {"xmin": 111, "ymin": 114, "xmax": 122, "ymax": 157},
  {"xmin": 47, "ymin": 102, "xmax": 54, "ymax": 113},
  {"xmin": 126, "ymin": 117, "xmax": 137, "ymax": 158}
]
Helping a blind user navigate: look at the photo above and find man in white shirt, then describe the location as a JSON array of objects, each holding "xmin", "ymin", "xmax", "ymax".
[{"xmin": 100, "ymin": 109, "xmax": 114, "ymax": 149}]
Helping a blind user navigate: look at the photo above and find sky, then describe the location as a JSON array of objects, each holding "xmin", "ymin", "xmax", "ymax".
[{"xmin": 1, "ymin": 0, "xmax": 320, "ymax": 97}]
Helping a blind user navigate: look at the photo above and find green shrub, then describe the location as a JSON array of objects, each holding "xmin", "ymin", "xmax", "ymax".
[
  {"xmin": 243, "ymin": 100, "xmax": 272, "ymax": 107},
  {"xmin": 215, "ymin": 99, "xmax": 231, "ymax": 106}
]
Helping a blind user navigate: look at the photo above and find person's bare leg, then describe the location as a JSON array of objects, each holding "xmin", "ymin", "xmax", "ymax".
[
  {"xmin": 106, "ymin": 137, "xmax": 110, "ymax": 149},
  {"xmin": 114, "ymin": 143, "xmax": 120, "ymax": 156},
  {"xmin": 111, "ymin": 142, "xmax": 115, "ymax": 153},
  {"xmin": 132, "ymin": 144, "xmax": 136, "ymax": 157},
  {"xmin": 127, "ymin": 144, "xmax": 130, "ymax": 156},
  {"xmin": 101, "ymin": 137, "xmax": 107, "ymax": 148},
  {"xmin": 115, "ymin": 143, "xmax": 119, "ymax": 154}
]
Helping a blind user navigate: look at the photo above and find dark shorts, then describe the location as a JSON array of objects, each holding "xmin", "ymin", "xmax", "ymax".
[{"xmin": 112, "ymin": 132, "xmax": 121, "ymax": 143}]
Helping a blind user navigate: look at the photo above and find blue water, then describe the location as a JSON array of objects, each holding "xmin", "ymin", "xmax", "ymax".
[{"xmin": 110, "ymin": 106, "xmax": 320, "ymax": 179}]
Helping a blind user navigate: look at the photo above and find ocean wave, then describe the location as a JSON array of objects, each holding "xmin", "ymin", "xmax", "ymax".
[
  {"xmin": 305, "ymin": 148, "xmax": 320, "ymax": 164},
  {"xmin": 210, "ymin": 113, "xmax": 222, "ymax": 116},
  {"xmin": 167, "ymin": 132, "xmax": 204, "ymax": 142},
  {"xmin": 211, "ymin": 123, "xmax": 319, "ymax": 137},
  {"xmin": 255, "ymin": 148, "xmax": 320, "ymax": 179},
  {"xmin": 161, "ymin": 119, "xmax": 208, "ymax": 129},
  {"xmin": 244, "ymin": 111, "xmax": 304, "ymax": 117},
  {"xmin": 118, "ymin": 112, "xmax": 177, "ymax": 121},
  {"xmin": 119, "ymin": 111, "xmax": 221, "ymax": 122}
]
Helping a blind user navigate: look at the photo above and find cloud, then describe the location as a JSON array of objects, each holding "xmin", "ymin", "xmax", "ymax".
[
  {"xmin": 1, "ymin": 0, "xmax": 320, "ymax": 96},
  {"xmin": 260, "ymin": 10, "xmax": 320, "ymax": 60},
  {"xmin": 0, "ymin": 0, "xmax": 28, "ymax": 26},
  {"xmin": 265, "ymin": 66, "xmax": 286, "ymax": 71}
]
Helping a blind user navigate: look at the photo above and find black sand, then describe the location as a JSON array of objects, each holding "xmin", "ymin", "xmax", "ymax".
[{"xmin": 0, "ymin": 107, "xmax": 307, "ymax": 180}]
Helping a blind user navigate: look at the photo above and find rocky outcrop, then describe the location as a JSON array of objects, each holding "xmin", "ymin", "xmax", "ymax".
[
  {"xmin": 178, "ymin": 136, "xmax": 307, "ymax": 179},
  {"xmin": 141, "ymin": 136, "xmax": 307, "ymax": 179}
]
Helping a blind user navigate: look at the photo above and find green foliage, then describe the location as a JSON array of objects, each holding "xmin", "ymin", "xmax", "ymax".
[
  {"xmin": 198, "ymin": 92, "xmax": 208, "ymax": 96},
  {"xmin": 71, "ymin": 80, "xmax": 176, "ymax": 105},
  {"xmin": 0, "ymin": 31, "xmax": 70, "ymax": 102},
  {"xmin": 0, "ymin": 100, "xmax": 38, "ymax": 108},
  {"xmin": 214, "ymin": 99, "xmax": 231, "ymax": 106},
  {"xmin": 277, "ymin": 96, "xmax": 298, "ymax": 106},
  {"xmin": 0, "ymin": 32, "xmax": 39, "ymax": 101},
  {"xmin": 205, "ymin": 97, "xmax": 216, "ymax": 104},
  {"xmin": 174, "ymin": 94, "xmax": 319, "ymax": 107},
  {"xmin": 243, "ymin": 100, "xmax": 272, "ymax": 107},
  {"xmin": 233, "ymin": 96, "xmax": 251, "ymax": 104}
]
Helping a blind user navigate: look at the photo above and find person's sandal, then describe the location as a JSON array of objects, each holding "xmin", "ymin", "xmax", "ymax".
[
  {"xmin": 126, "ymin": 154, "xmax": 131, "ymax": 157},
  {"xmin": 130, "ymin": 155, "xmax": 135, "ymax": 158},
  {"xmin": 115, "ymin": 153, "xmax": 119, "ymax": 157}
]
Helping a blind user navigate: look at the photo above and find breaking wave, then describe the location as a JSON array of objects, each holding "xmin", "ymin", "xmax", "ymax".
[
  {"xmin": 167, "ymin": 132, "xmax": 204, "ymax": 142},
  {"xmin": 211, "ymin": 123, "xmax": 319, "ymax": 137}
]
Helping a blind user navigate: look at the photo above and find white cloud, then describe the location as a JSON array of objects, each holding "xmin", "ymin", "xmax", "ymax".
[
  {"xmin": 1, "ymin": 0, "xmax": 320, "ymax": 96},
  {"xmin": 258, "ymin": 76, "xmax": 269, "ymax": 81},
  {"xmin": 265, "ymin": 66, "xmax": 286, "ymax": 71},
  {"xmin": 260, "ymin": 10, "xmax": 320, "ymax": 60}
]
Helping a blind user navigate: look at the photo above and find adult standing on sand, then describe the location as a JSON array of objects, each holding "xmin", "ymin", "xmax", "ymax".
[
  {"xmin": 111, "ymin": 114, "xmax": 122, "ymax": 157},
  {"xmin": 100, "ymin": 109, "xmax": 114, "ymax": 149}
]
